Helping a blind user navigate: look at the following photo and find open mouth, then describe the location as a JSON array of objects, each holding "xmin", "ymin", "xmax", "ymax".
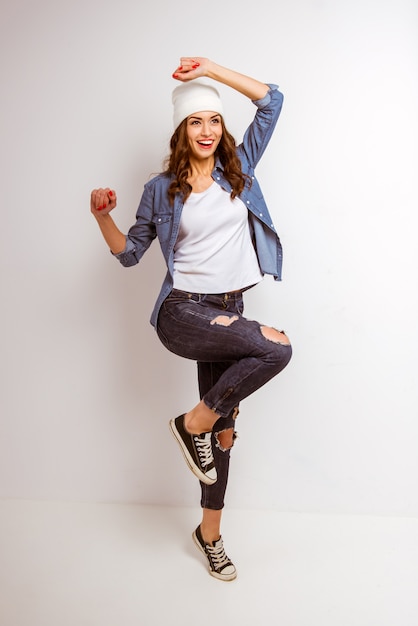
[{"xmin": 197, "ymin": 140, "xmax": 214, "ymax": 148}]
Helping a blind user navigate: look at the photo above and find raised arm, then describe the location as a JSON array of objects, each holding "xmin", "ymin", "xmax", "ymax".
[
  {"xmin": 90, "ymin": 188, "xmax": 126, "ymax": 255},
  {"xmin": 172, "ymin": 57, "xmax": 269, "ymax": 102}
]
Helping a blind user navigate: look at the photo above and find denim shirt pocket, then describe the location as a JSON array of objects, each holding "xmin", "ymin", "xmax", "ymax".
[{"xmin": 152, "ymin": 213, "xmax": 173, "ymax": 243}]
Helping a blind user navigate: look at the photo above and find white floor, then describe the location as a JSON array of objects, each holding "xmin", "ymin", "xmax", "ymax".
[{"xmin": 0, "ymin": 501, "xmax": 417, "ymax": 626}]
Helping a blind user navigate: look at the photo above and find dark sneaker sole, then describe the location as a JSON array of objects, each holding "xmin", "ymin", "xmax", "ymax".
[
  {"xmin": 169, "ymin": 417, "xmax": 217, "ymax": 486},
  {"xmin": 192, "ymin": 529, "xmax": 237, "ymax": 582}
]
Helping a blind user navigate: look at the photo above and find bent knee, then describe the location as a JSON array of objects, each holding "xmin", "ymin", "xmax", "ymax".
[{"xmin": 260, "ymin": 325, "xmax": 291, "ymax": 346}]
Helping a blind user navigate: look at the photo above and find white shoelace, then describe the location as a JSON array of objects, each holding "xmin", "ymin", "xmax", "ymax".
[
  {"xmin": 193, "ymin": 432, "xmax": 214, "ymax": 468},
  {"xmin": 207, "ymin": 540, "xmax": 230, "ymax": 570}
]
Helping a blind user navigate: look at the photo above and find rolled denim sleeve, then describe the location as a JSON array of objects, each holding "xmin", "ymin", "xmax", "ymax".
[
  {"xmin": 251, "ymin": 83, "xmax": 280, "ymax": 108},
  {"xmin": 241, "ymin": 84, "xmax": 284, "ymax": 168},
  {"xmin": 111, "ymin": 236, "xmax": 139, "ymax": 266}
]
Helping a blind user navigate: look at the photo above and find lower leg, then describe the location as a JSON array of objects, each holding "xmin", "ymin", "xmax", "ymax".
[
  {"xmin": 200, "ymin": 427, "xmax": 235, "ymax": 542},
  {"xmin": 200, "ymin": 507, "xmax": 222, "ymax": 544}
]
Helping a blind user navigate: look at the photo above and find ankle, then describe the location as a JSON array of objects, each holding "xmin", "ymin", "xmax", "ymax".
[
  {"xmin": 184, "ymin": 411, "xmax": 216, "ymax": 435},
  {"xmin": 200, "ymin": 524, "xmax": 220, "ymax": 545},
  {"xmin": 184, "ymin": 413, "xmax": 203, "ymax": 435}
]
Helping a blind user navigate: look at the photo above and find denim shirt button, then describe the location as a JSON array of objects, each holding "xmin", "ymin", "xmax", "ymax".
[{"xmin": 259, "ymin": 213, "xmax": 263, "ymax": 217}]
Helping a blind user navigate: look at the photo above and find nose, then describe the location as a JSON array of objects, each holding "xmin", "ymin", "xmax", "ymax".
[{"xmin": 200, "ymin": 121, "xmax": 211, "ymax": 136}]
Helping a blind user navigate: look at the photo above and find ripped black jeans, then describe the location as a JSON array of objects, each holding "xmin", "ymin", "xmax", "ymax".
[{"xmin": 156, "ymin": 288, "xmax": 292, "ymax": 510}]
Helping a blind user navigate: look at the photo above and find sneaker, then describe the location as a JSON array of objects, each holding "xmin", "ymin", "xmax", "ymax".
[
  {"xmin": 192, "ymin": 525, "xmax": 237, "ymax": 581},
  {"xmin": 169, "ymin": 415, "xmax": 217, "ymax": 485}
]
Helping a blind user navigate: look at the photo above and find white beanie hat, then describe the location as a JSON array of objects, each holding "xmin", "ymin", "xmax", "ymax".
[{"xmin": 172, "ymin": 80, "xmax": 223, "ymax": 130}]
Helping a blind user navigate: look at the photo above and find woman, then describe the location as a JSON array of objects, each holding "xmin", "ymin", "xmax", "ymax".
[{"xmin": 90, "ymin": 57, "xmax": 292, "ymax": 581}]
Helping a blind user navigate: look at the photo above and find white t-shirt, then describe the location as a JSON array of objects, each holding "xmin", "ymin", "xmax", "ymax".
[{"xmin": 173, "ymin": 181, "xmax": 263, "ymax": 293}]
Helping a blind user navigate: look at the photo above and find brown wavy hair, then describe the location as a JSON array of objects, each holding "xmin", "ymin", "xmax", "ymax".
[{"xmin": 163, "ymin": 117, "xmax": 250, "ymax": 206}]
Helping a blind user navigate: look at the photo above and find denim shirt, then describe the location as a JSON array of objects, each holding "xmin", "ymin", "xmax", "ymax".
[{"xmin": 115, "ymin": 84, "xmax": 284, "ymax": 327}]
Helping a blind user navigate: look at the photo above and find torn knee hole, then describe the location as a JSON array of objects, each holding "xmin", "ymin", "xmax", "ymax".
[
  {"xmin": 210, "ymin": 315, "xmax": 239, "ymax": 327},
  {"xmin": 215, "ymin": 428, "xmax": 236, "ymax": 451},
  {"xmin": 260, "ymin": 325, "xmax": 291, "ymax": 345}
]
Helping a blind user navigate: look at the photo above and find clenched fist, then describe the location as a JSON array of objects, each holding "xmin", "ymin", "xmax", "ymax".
[{"xmin": 90, "ymin": 188, "xmax": 117, "ymax": 215}]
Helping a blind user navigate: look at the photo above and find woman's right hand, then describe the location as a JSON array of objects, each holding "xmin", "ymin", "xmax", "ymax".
[
  {"xmin": 90, "ymin": 187, "xmax": 117, "ymax": 216},
  {"xmin": 90, "ymin": 187, "xmax": 126, "ymax": 254}
]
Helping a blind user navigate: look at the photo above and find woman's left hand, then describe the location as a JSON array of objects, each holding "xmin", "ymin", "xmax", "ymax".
[{"xmin": 172, "ymin": 57, "xmax": 210, "ymax": 81}]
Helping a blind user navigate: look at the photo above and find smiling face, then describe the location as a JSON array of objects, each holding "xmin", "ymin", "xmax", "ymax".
[{"xmin": 186, "ymin": 111, "xmax": 223, "ymax": 162}]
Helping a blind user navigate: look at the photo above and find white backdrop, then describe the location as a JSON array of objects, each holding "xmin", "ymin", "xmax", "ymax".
[{"xmin": 1, "ymin": 0, "xmax": 417, "ymax": 516}]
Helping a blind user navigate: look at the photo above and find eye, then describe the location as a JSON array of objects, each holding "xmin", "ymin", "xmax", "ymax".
[{"xmin": 211, "ymin": 117, "xmax": 221, "ymax": 124}]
